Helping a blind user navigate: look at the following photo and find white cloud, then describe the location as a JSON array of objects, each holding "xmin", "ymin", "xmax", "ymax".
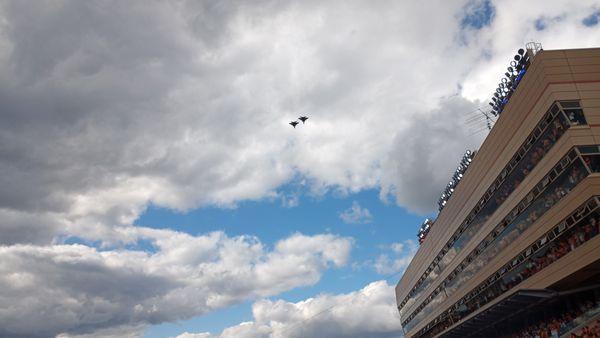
[
  {"xmin": 174, "ymin": 333, "xmax": 214, "ymax": 338},
  {"xmin": 176, "ymin": 280, "xmax": 403, "ymax": 338},
  {"xmin": 390, "ymin": 242, "xmax": 405, "ymax": 254},
  {"xmin": 339, "ymin": 201, "xmax": 373, "ymax": 224},
  {"xmin": 279, "ymin": 191, "xmax": 300, "ymax": 208},
  {"xmin": 0, "ymin": 1, "xmax": 600, "ymax": 336},
  {"xmin": 0, "ymin": 1, "xmax": 598, "ymax": 247},
  {"xmin": 374, "ymin": 240, "xmax": 418, "ymax": 275},
  {"xmin": 0, "ymin": 0, "xmax": 484, "ymax": 248},
  {"xmin": 461, "ymin": 0, "xmax": 600, "ymax": 102},
  {"xmin": 0, "ymin": 230, "xmax": 352, "ymax": 337}
]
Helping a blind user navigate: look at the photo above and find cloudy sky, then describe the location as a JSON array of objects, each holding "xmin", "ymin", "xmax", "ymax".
[{"xmin": 1, "ymin": 0, "xmax": 600, "ymax": 337}]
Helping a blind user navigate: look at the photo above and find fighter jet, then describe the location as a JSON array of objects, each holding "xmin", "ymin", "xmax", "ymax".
[
  {"xmin": 289, "ymin": 121, "xmax": 299, "ymax": 128},
  {"xmin": 298, "ymin": 116, "xmax": 309, "ymax": 124}
]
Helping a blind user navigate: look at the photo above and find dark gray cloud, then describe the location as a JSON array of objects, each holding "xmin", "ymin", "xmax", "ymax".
[
  {"xmin": 0, "ymin": 231, "xmax": 352, "ymax": 337},
  {"xmin": 381, "ymin": 96, "xmax": 484, "ymax": 214},
  {"xmin": 0, "ymin": 1, "xmax": 598, "ymax": 243},
  {"xmin": 0, "ymin": 1, "xmax": 194, "ymax": 212},
  {"xmin": 0, "ymin": 0, "xmax": 480, "ymax": 245},
  {"xmin": 0, "ymin": 244, "xmax": 177, "ymax": 337},
  {"xmin": 0, "ymin": 210, "xmax": 63, "ymax": 245},
  {"xmin": 0, "ymin": 0, "xmax": 293, "ymax": 243}
]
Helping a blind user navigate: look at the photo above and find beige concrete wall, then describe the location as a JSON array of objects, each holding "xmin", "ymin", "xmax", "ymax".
[{"xmin": 397, "ymin": 47, "xmax": 600, "ymax": 337}]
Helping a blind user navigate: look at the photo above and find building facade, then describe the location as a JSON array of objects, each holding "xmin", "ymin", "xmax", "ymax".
[{"xmin": 396, "ymin": 47, "xmax": 600, "ymax": 337}]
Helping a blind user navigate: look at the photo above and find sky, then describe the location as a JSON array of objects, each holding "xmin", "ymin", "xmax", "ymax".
[{"xmin": 1, "ymin": 0, "xmax": 600, "ymax": 337}]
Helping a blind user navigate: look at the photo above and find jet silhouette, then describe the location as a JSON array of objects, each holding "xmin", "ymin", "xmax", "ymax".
[
  {"xmin": 289, "ymin": 121, "xmax": 299, "ymax": 128},
  {"xmin": 298, "ymin": 116, "xmax": 309, "ymax": 124}
]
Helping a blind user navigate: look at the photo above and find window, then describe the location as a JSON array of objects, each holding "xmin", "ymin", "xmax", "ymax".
[
  {"xmin": 419, "ymin": 198, "xmax": 600, "ymax": 335},
  {"xmin": 400, "ymin": 101, "xmax": 585, "ymax": 317},
  {"xmin": 403, "ymin": 151, "xmax": 590, "ymax": 331}
]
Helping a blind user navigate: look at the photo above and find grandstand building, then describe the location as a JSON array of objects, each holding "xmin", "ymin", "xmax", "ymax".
[{"xmin": 396, "ymin": 47, "xmax": 600, "ymax": 337}]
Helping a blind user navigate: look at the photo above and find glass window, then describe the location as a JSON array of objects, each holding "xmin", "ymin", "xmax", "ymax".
[
  {"xmin": 564, "ymin": 108, "xmax": 587, "ymax": 125},
  {"xmin": 582, "ymin": 154, "xmax": 600, "ymax": 173},
  {"xmin": 418, "ymin": 198, "xmax": 599, "ymax": 338},
  {"xmin": 403, "ymin": 157, "xmax": 588, "ymax": 331},
  {"xmin": 578, "ymin": 145, "xmax": 600, "ymax": 154},
  {"xmin": 400, "ymin": 102, "xmax": 583, "ymax": 316}
]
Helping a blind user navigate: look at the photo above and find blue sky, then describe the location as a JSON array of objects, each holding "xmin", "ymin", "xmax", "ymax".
[
  {"xmin": 141, "ymin": 188, "xmax": 423, "ymax": 336},
  {"xmin": 461, "ymin": 0, "xmax": 495, "ymax": 29},
  {"xmin": 1, "ymin": 1, "xmax": 600, "ymax": 338}
]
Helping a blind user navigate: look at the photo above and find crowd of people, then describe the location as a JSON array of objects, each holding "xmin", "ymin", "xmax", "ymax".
[
  {"xmin": 502, "ymin": 295, "xmax": 600, "ymax": 338},
  {"xmin": 466, "ymin": 210, "xmax": 599, "ymax": 313},
  {"xmin": 419, "ymin": 207, "xmax": 599, "ymax": 338},
  {"xmin": 445, "ymin": 161, "xmax": 587, "ymax": 301},
  {"xmin": 411, "ymin": 160, "xmax": 590, "ymax": 335},
  {"xmin": 570, "ymin": 319, "xmax": 600, "ymax": 338},
  {"xmin": 507, "ymin": 211, "xmax": 598, "ymax": 287},
  {"xmin": 492, "ymin": 116, "xmax": 567, "ymax": 209},
  {"xmin": 566, "ymin": 108, "xmax": 587, "ymax": 126},
  {"xmin": 444, "ymin": 114, "xmax": 569, "ymax": 271},
  {"xmin": 427, "ymin": 117, "xmax": 571, "ymax": 301},
  {"xmin": 583, "ymin": 155, "xmax": 600, "ymax": 173},
  {"xmin": 406, "ymin": 113, "xmax": 571, "ymax": 313}
]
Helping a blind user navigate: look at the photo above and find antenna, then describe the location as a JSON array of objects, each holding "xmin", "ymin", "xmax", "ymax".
[
  {"xmin": 478, "ymin": 108, "xmax": 495, "ymax": 130},
  {"xmin": 464, "ymin": 107, "xmax": 497, "ymax": 135}
]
